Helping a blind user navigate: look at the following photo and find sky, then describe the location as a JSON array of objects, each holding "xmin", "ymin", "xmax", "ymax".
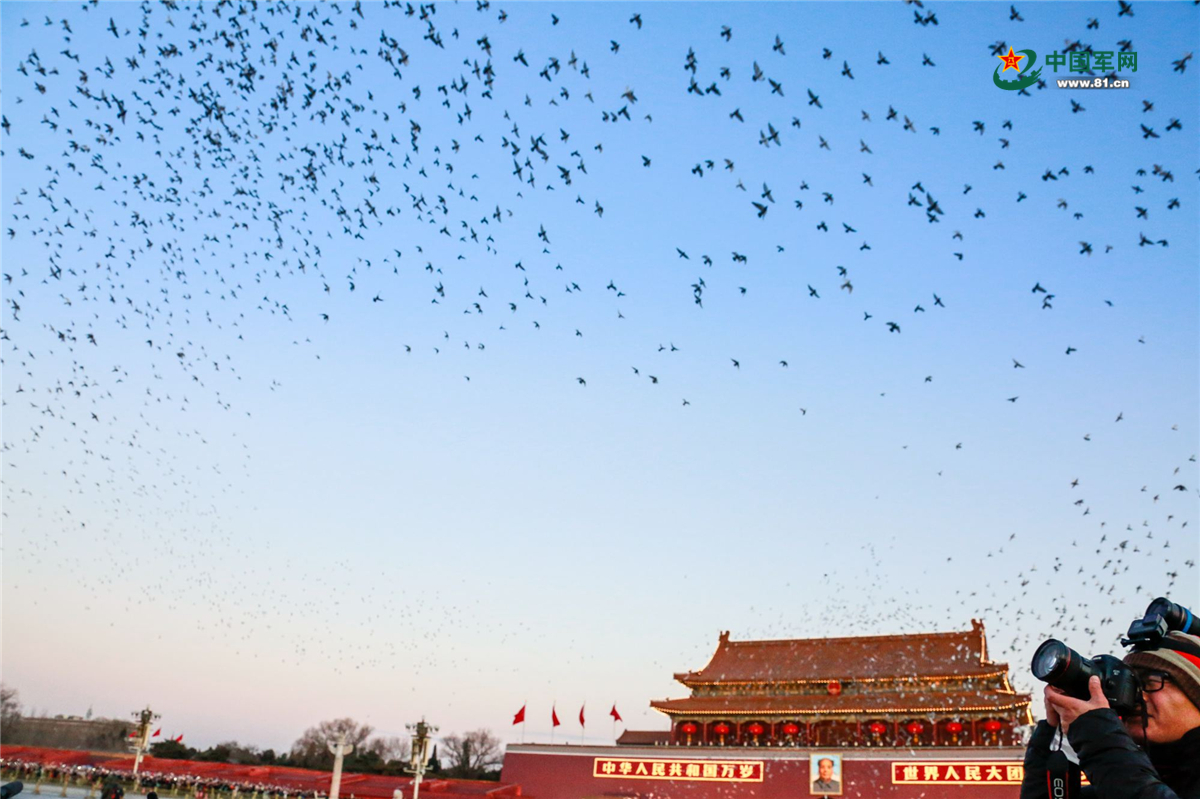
[{"xmin": 1, "ymin": 0, "xmax": 1197, "ymax": 754}]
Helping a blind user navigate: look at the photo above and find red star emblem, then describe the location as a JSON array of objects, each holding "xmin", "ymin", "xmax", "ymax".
[{"xmin": 998, "ymin": 46, "xmax": 1024, "ymax": 73}]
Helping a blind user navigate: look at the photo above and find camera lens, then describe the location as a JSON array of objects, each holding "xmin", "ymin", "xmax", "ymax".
[
  {"xmin": 1147, "ymin": 597, "xmax": 1200, "ymax": 636},
  {"xmin": 1032, "ymin": 640, "xmax": 1072, "ymax": 681},
  {"xmin": 1032, "ymin": 639, "xmax": 1103, "ymax": 700}
]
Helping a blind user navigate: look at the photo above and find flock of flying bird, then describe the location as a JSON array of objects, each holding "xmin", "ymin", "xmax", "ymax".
[{"xmin": 1, "ymin": 0, "xmax": 1196, "ymax": 705}]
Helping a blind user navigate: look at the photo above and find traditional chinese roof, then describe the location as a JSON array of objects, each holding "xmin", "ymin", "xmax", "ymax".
[
  {"xmin": 674, "ymin": 621, "xmax": 1004, "ymax": 686},
  {"xmin": 650, "ymin": 690, "xmax": 1031, "ymax": 717},
  {"xmin": 615, "ymin": 730, "xmax": 671, "ymax": 746}
]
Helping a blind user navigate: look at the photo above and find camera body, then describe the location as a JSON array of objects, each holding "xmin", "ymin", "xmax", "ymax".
[
  {"xmin": 1066, "ymin": 653, "xmax": 1140, "ymax": 715},
  {"xmin": 1031, "ymin": 596, "xmax": 1199, "ymax": 717}
]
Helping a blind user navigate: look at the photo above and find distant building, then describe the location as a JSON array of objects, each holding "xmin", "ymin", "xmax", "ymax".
[{"xmin": 4, "ymin": 716, "xmax": 133, "ymax": 753}]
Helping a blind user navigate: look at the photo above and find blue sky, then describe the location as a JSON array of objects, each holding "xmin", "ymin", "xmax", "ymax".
[{"xmin": 2, "ymin": 1, "xmax": 1197, "ymax": 751}]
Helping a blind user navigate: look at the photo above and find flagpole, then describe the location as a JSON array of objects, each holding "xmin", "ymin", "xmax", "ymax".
[
  {"xmin": 522, "ymin": 699, "xmax": 526, "ymax": 744},
  {"xmin": 551, "ymin": 703, "xmax": 555, "ymax": 745}
]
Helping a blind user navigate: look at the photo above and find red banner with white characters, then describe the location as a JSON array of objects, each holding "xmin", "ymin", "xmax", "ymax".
[
  {"xmin": 891, "ymin": 761, "xmax": 1087, "ymax": 785},
  {"xmin": 593, "ymin": 757, "xmax": 765, "ymax": 782}
]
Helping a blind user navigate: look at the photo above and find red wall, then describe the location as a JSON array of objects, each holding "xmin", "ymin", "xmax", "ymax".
[{"xmin": 502, "ymin": 746, "xmax": 1027, "ymax": 799}]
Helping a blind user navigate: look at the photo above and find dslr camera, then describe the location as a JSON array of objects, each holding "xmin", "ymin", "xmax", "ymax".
[{"xmin": 1032, "ymin": 597, "xmax": 1199, "ymax": 715}]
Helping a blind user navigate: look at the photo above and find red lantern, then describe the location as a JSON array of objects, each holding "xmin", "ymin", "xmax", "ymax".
[
  {"xmin": 681, "ymin": 722, "xmax": 697, "ymax": 735},
  {"xmin": 945, "ymin": 721, "xmax": 963, "ymax": 734},
  {"xmin": 826, "ymin": 680, "xmax": 843, "ymax": 696},
  {"xmin": 983, "ymin": 720, "xmax": 1003, "ymax": 733},
  {"xmin": 868, "ymin": 721, "xmax": 888, "ymax": 735},
  {"xmin": 905, "ymin": 721, "xmax": 924, "ymax": 736},
  {"xmin": 782, "ymin": 723, "xmax": 800, "ymax": 736},
  {"xmin": 713, "ymin": 723, "xmax": 730, "ymax": 735},
  {"xmin": 746, "ymin": 722, "xmax": 764, "ymax": 736}
]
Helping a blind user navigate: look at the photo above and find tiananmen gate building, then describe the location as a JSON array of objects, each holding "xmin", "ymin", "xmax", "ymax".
[{"xmin": 501, "ymin": 621, "xmax": 1035, "ymax": 798}]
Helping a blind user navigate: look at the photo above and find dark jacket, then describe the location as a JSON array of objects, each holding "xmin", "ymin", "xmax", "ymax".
[{"xmin": 1021, "ymin": 710, "xmax": 1200, "ymax": 799}]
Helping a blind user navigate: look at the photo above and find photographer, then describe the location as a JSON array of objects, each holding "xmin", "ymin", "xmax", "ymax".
[{"xmin": 1021, "ymin": 630, "xmax": 1200, "ymax": 799}]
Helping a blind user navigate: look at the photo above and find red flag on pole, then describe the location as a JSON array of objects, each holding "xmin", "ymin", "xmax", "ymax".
[
  {"xmin": 174, "ymin": 735, "xmax": 184, "ymax": 743},
  {"xmin": 610, "ymin": 704, "xmax": 622, "ymax": 722},
  {"xmin": 152, "ymin": 728, "xmax": 162, "ymax": 737},
  {"xmin": 512, "ymin": 705, "xmax": 526, "ymax": 725},
  {"xmin": 551, "ymin": 705, "xmax": 561, "ymax": 727},
  {"xmin": 579, "ymin": 704, "xmax": 586, "ymax": 728}
]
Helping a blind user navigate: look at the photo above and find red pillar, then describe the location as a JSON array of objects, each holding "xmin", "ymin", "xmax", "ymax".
[
  {"xmin": 971, "ymin": 719, "xmax": 978, "ymax": 746},
  {"xmin": 702, "ymin": 722, "xmax": 709, "ymax": 746}
]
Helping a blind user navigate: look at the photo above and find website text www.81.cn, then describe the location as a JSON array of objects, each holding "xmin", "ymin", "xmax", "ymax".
[{"xmin": 1056, "ymin": 76, "xmax": 1131, "ymax": 89}]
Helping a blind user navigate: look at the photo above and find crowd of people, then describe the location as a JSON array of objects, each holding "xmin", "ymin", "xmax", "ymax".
[{"xmin": 0, "ymin": 758, "xmax": 331, "ymax": 799}]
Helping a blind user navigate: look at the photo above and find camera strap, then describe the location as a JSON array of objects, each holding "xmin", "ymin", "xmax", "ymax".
[{"xmin": 1046, "ymin": 729, "xmax": 1082, "ymax": 799}]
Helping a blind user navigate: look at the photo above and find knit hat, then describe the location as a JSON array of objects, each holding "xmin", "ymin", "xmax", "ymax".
[{"xmin": 1124, "ymin": 631, "xmax": 1200, "ymax": 711}]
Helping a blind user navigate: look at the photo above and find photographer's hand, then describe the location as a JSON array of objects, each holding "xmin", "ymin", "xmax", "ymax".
[
  {"xmin": 1045, "ymin": 676, "xmax": 1110, "ymax": 732},
  {"xmin": 1042, "ymin": 685, "xmax": 1062, "ymax": 728}
]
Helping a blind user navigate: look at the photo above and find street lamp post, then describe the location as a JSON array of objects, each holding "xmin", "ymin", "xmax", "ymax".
[
  {"xmin": 327, "ymin": 732, "xmax": 354, "ymax": 799},
  {"xmin": 404, "ymin": 720, "xmax": 437, "ymax": 799},
  {"xmin": 129, "ymin": 707, "xmax": 160, "ymax": 787}
]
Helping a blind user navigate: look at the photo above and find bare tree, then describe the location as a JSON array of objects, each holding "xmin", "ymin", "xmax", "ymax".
[
  {"xmin": 366, "ymin": 735, "xmax": 410, "ymax": 764},
  {"xmin": 1, "ymin": 684, "xmax": 22, "ymax": 739},
  {"xmin": 289, "ymin": 719, "xmax": 376, "ymax": 770},
  {"xmin": 439, "ymin": 729, "xmax": 502, "ymax": 779}
]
